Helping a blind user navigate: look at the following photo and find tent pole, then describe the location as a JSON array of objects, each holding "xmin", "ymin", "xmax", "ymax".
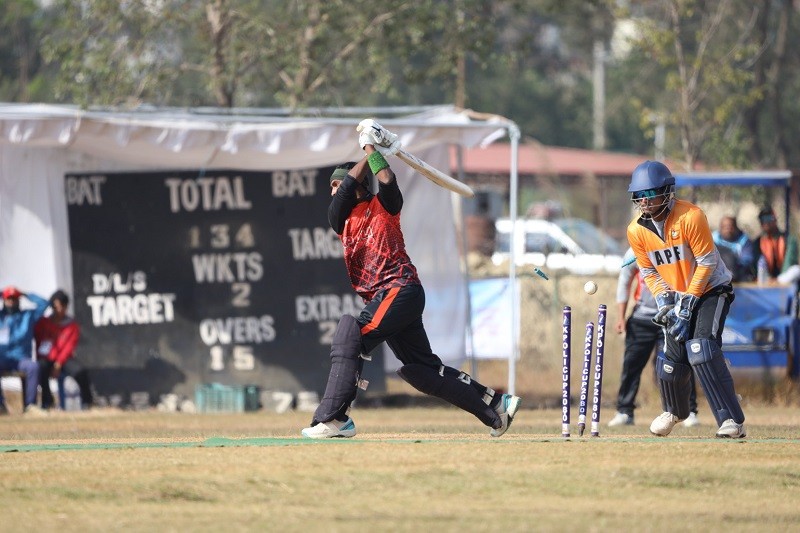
[
  {"xmin": 456, "ymin": 144, "xmax": 477, "ymax": 379},
  {"xmin": 508, "ymin": 123, "xmax": 521, "ymax": 396}
]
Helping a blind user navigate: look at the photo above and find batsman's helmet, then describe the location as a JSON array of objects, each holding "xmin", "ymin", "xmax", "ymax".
[{"xmin": 628, "ymin": 160, "xmax": 675, "ymax": 192}]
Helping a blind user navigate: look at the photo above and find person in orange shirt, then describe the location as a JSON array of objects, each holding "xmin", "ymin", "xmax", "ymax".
[
  {"xmin": 626, "ymin": 160, "xmax": 745, "ymax": 438},
  {"xmin": 751, "ymin": 206, "xmax": 798, "ymax": 281},
  {"xmin": 607, "ymin": 247, "xmax": 700, "ymax": 428}
]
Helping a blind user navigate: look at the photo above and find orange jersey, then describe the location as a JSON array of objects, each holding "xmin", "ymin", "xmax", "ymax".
[{"xmin": 627, "ymin": 199, "xmax": 731, "ymax": 298}]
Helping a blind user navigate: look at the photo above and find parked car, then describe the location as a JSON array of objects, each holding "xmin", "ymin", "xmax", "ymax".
[{"xmin": 492, "ymin": 217, "xmax": 625, "ymax": 275}]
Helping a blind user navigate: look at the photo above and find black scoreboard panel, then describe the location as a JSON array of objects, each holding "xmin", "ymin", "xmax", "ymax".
[{"xmin": 66, "ymin": 169, "xmax": 384, "ymax": 405}]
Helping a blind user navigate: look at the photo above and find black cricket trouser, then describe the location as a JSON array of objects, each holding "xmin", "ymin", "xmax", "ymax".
[
  {"xmin": 357, "ymin": 284, "xmax": 497, "ymax": 420},
  {"xmin": 357, "ymin": 284, "xmax": 443, "ymax": 368},
  {"xmin": 38, "ymin": 359, "xmax": 93, "ymax": 409},
  {"xmin": 616, "ymin": 317, "xmax": 698, "ymax": 416},
  {"xmin": 663, "ymin": 287, "xmax": 732, "ymax": 366}
]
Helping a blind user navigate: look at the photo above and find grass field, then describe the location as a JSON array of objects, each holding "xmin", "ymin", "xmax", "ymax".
[{"xmin": 1, "ymin": 403, "xmax": 799, "ymax": 533}]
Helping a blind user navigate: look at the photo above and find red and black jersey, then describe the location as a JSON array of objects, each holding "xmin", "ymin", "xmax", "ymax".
[{"xmin": 329, "ymin": 174, "xmax": 420, "ymax": 302}]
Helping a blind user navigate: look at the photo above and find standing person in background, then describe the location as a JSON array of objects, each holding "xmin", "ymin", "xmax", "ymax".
[
  {"xmin": 302, "ymin": 119, "xmax": 521, "ymax": 438},
  {"xmin": 751, "ymin": 206, "xmax": 798, "ymax": 281},
  {"xmin": 608, "ymin": 248, "xmax": 700, "ymax": 428},
  {"xmin": 34, "ymin": 290, "xmax": 94, "ymax": 410},
  {"xmin": 712, "ymin": 215, "xmax": 755, "ymax": 282},
  {"xmin": 626, "ymin": 160, "xmax": 746, "ymax": 438},
  {"xmin": 0, "ymin": 286, "xmax": 48, "ymax": 415}
]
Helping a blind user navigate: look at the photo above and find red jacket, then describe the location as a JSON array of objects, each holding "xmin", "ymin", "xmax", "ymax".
[{"xmin": 34, "ymin": 315, "xmax": 80, "ymax": 365}]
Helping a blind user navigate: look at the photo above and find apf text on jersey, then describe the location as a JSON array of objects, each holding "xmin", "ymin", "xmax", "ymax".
[{"xmin": 649, "ymin": 245, "xmax": 684, "ymax": 266}]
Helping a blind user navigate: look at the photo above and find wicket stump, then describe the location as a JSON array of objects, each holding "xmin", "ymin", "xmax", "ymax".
[{"xmin": 561, "ymin": 304, "xmax": 606, "ymax": 438}]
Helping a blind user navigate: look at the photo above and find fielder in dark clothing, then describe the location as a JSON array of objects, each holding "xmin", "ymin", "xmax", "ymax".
[{"xmin": 302, "ymin": 119, "xmax": 521, "ymax": 438}]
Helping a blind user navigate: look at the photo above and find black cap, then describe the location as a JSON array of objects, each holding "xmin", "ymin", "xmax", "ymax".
[
  {"xmin": 330, "ymin": 162, "xmax": 357, "ymax": 184},
  {"xmin": 50, "ymin": 289, "xmax": 69, "ymax": 306}
]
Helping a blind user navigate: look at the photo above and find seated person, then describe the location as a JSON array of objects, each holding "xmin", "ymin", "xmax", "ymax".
[
  {"xmin": 712, "ymin": 215, "xmax": 754, "ymax": 282},
  {"xmin": 0, "ymin": 286, "xmax": 48, "ymax": 415},
  {"xmin": 752, "ymin": 206, "xmax": 799, "ymax": 282},
  {"xmin": 34, "ymin": 290, "xmax": 94, "ymax": 410}
]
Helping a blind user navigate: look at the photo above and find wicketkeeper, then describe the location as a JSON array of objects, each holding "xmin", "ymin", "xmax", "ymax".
[
  {"xmin": 302, "ymin": 120, "xmax": 521, "ymax": 438},
  {"xmin": 627, "ymin": 160, "xmax": 745, "ymax": 438}
]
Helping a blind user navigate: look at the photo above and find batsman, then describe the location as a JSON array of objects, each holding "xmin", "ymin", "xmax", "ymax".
[
  {"xmin": 302, "ymin": 120, "xmax": 521, "ymax": 438},
  {"xmin": 627, "ymin": 160, "xmax": 745, "ymax": 438}
]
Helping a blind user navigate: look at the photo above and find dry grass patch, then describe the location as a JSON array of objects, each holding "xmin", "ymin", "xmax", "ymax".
[{"xmin": 0, "ymin": 406, "xmax": 798, "ymax": 532}]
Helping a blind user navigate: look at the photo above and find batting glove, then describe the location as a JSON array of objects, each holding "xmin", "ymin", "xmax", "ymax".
[
  {"xmin": 651, "ymin": 291, "xmax": 676, "ymax": 327},
  {"xmin": 376, "ymin": 138, "xmax": 401, "ymax": 156},
  {"xmin": 357, "ymin": 119, "xmax": 400, "ymax": 150},
  {"xmin": 666, "ymin": 293, "xmax": 699, "ymax": 342},
  {"xmin": 358, "ymin": 131, "xmax": 401, "ymax": 158}
]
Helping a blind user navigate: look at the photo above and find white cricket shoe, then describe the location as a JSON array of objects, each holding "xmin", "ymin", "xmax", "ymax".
[
  {"xmin": 607, "ymin": 411, "xmax": 634, "ymax": 427},
  {"xmin": 715, "ymin": 419, "xmax": 746, "ymax": 439},
  {"xmin": 683, "ymin": 412, "xmax": 700, "ymax": 427},
  {"xmin": 23, "ymin": 405, "xmax": 48, "ymax": 418},
  {"xmin": 650, "ymin": 412, "xmax": 683, "ymax": 436},
  {"xmin": 301, "ymin": 417, "xmax": 356, "ymax": 439},
  {"xmin": 490, "ymin": 394, "xmax": 521, "ymax": 437}
]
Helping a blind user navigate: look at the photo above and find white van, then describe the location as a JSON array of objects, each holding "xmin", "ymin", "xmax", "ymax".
[{"xmin": 492, "ymin": 217, "xmax": 625, "ymax": 275}]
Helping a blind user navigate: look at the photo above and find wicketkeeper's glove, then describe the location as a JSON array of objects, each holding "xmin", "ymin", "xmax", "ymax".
[
  {"xmin": 651, "ymin": 291, "xmax": 676, "ymax": 327},
  {"xmin": 666, "ymin": 293, "xmax": 699, "ymax": 342}
]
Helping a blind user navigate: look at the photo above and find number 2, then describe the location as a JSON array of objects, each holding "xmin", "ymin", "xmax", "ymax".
[
  {"xmin": 319, "ymin": 320, "xmax": 336, "ymax": 345},
  {"xmin": 231, "ymin": 282, "xmax": 250, "ymax": 307}
]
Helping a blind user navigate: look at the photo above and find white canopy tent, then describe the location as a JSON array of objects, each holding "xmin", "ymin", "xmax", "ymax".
[{"xmin": 0, "ymin": 103, "xmax": 520, "ymax": 390}]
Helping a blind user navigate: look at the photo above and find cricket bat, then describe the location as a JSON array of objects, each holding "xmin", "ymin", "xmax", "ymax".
[
  {"xmin": 357, "ymin": 118, "xmax": 475, "ymax": 198},
  {"xmin": 395, "ymin": 149, "xmax": 475, "ymax": 198}
]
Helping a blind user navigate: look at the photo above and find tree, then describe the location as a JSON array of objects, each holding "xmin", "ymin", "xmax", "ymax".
[
  {"xmin": 39, "ymin": 0, "xmax": 511, "ymax": 110},
  {"xmin": 626, "ymin": 0, "xmax": 766, "ymax": 169},
  {"xmin": 0, "ymin": 0, "xmax": 48, "ymax": 102}
]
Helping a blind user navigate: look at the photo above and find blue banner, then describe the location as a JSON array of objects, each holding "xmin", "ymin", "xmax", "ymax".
[{"xmin": 722, "ymin": 285, "xmax": 797, "ymax": 370}]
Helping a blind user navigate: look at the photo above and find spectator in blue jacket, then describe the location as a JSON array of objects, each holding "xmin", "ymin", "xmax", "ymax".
[
  {"xmin": 713, "ymin": 215, "xmax": 755, "ymax": 282},
  {"xmin": 0, "ymin": 286, "xmax": 49, "ymax": 415}
]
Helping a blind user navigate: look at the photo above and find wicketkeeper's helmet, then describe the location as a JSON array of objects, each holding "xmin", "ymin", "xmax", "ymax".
[{"xmin": 628, "ymin": 160, "xmax": 675, "ymax": 192}]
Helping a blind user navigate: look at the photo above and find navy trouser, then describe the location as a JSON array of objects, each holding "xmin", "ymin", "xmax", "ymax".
[
  {"xmin": 663, "ymin": 287, "xmax": 732, "ymax": 365},
  {"xmin": 0, "ymin": 356, "xmax": 39, "ymax": 407},
  {"xmin": 38, "ymin": 359, "xmax": 93, "ymax": 409},
  {"xmin": 615, "ymin": 317, "xmax": 698, "ymax": 416},
  {"xmin": 358, "ymin": 284, "xmax": 443, "ymax": 368}
]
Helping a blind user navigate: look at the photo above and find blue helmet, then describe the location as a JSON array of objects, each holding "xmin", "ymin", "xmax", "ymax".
[{"xmin": 628, "ymin": 160, "xmax": 675, "ymax": 192}]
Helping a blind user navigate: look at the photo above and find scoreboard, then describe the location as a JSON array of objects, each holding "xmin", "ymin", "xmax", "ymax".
[{"xmin": 66, "ymin": 168, "xmax": 383, "ymax": 406}]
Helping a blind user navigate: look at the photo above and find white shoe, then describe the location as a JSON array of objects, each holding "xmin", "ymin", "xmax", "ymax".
[
  {"xmin": 683, "ymin": 412, "xmax": 700, "ymax": 427},
  {"xmin": 490, "ymin": 394, "xmax": 521, "ymax": 437},
  {"xmin": 715, "ymin": 418, "xmax": 746, "ymax": 439},
  {"xmin": 301, "ymin": 417, "xmax": 356, "ymax": 439},
  {"xmin": 607, "ymin": 411, "xmax": 634, "ymax": 427},
  {"xmin": 650, "ymin": 412, "xmax": 683, "ymax": 436},
  {"xmin": 23, "ymin": 405, "xmax": 48, "ymax": 418}
]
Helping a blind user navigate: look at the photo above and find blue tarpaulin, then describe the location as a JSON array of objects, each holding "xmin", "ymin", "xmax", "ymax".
[
  {"xmin": 674, "ymin": 171, "xmax": 792, "ymax": 188},
  {"xmin": 723, "ymin": 285, "xmax": 798, "ymax": 372}
]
